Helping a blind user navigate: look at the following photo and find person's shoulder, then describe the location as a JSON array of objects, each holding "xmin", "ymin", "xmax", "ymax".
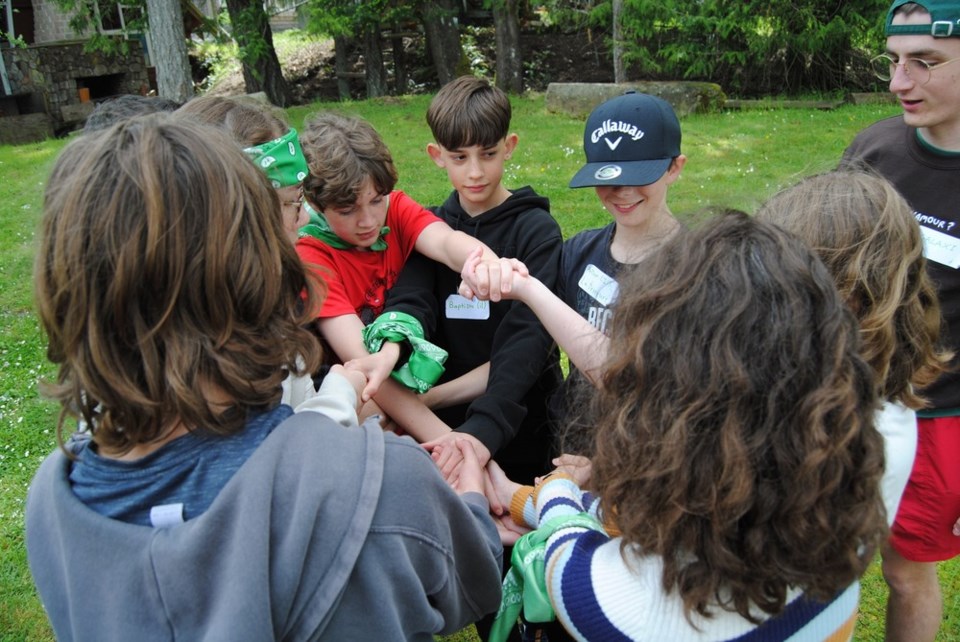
[
  {"xmin": 494, "ymin": 186, "xmax": 558, "ymax": 229},
  {"xmin": 295, "ymin": 235, "xmax": 337, "ymax": 260},
  {"xmin": 564, "ymin": 223, "xmax": 614, "ymax": 251},
  {"xmin": 389, "ymin": 190, "xmax": 442, "ymax": 226},
  {"xmin": 381, "ymin": 433, "xmax": 438, "ymax": 479},
  {"xmin": 389, "ymin": 189, "xmax": 429, "ymax": 211},
  {"xmin": 844, "ymin": 115, "xmax": 907, "ymax": 164},
  {"xmin": 849, "ymin": 115, "xmax": 905, "ymax": 146}
]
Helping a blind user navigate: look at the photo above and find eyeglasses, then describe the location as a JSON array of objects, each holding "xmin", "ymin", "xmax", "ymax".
[
  {"xmin": 871, "ymin": 53, "xmax": 960, "ymax": 84},
  {"xmin": 280, "ymin": 188, "xmax": 304, "ymax": 210}
]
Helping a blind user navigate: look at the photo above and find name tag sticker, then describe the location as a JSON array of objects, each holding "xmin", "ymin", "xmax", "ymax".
[
  {"xmin": 920, "ymin": 226, "xmax": 960, "ymax": 269},
  {"xmin": 445, "ymin": 294, "xmax": 490, "ymax": 320},
  {"xmin": 578, "ymin": 264, "xmax": 619, "ymax": 307},
  {"xmin": 150, "ymin": 503, "xmax": 184, "ymax": 528}
]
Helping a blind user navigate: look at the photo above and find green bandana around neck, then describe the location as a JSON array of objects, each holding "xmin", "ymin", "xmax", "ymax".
[
  {"xmin": 243, "ymin": 128, "xmax": 308, "ymax": 189},
  {"xmin": 362, "ymin": 311, "xmax": 447, "ymax": 393},
  {"xmin": 299, "ymin": 200, "xmax": 391, "ymax": 251}
]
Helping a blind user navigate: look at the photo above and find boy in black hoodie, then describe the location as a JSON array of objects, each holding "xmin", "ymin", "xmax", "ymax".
[{"xmin": 354, "ymin": 75, "xmax": 562, "ymax": 487}]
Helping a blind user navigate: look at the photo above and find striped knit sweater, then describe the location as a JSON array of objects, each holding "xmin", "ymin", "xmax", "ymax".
[{"xmin": 509, "ymin": 475, "xmax": 858, "ymax": 642}]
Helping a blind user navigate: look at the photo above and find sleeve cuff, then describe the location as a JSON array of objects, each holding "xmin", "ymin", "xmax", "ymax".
[{"xmin": 509, "ymin": 485, "xmax": 534, "ymax": 528}]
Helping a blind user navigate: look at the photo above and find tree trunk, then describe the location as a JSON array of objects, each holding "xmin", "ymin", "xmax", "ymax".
[
  {"xmin": 492, "ymin": 0, "xmax": 522, "ymax": 94},
  {"xmin": 421, "ymin": 0, "xmax": 462, "ymax": 86},
  {"xmin": 334, "ymin": 35, "xmax": 352, "ymax": 101},
  {"xmin": 224, "ymin": 0, "xmax": 292, "ymax": 106},
  {"xmin": 362, "ymin": 22, "xmax": 388, "ymax": 98},
  {"xmin": 612, "ymin": 0, "xmax": 625, "ymax": 83},
  {"xmin": 391, "ymin": 30, "xmax": 408, "ymax": 94},
  {"xmin": 145, "ymin": 0, "xmax": 194, "ymax": 102}
]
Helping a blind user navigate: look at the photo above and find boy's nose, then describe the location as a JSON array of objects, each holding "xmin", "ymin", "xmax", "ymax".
[
  {"xmin": 889, "ymin": 63, "xmax": 914, "ymax": 92},
  {"xmin": 467, "ymin": 158, "xmax": 483, "ymax": 178},
  {"xmin": 356, "ymin": 207, "xmax": 377, "ymax": 228}
]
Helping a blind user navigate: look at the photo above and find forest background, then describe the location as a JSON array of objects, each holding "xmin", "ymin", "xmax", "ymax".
[{"xmin": 37, "ymin": 0, "xmax": 895, "ymax": 106}]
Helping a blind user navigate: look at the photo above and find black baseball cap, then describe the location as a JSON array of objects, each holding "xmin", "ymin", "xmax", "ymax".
[{"xmin": 569, "ymin": 91, "xmax": 682, "ymax": 189}]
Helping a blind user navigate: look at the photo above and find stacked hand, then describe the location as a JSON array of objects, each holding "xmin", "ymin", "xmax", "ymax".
[
  {"xmin": 344, "ymin": 342, "xmax": 400, "ymax": 402},
  {"xmin": 458, "ymin": 247, "xmax": 532, "ymax": 302}
]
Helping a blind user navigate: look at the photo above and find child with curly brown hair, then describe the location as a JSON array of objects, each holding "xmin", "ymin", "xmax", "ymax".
[{"xmin": 472, "ymin": 212, "xmax": 887, "ymax": 640}]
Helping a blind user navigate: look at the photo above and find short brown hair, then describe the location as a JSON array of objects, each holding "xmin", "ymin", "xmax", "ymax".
[
  {"xmin": 757, "ymin": 170, "xmax": 951, "ymax": 409},
  {"xmin": 300, "ymin": 112, "xmax": 398, "ymax": 210},
  {"xmin": 176, "ymin": 95, "xmax": 289, "ymax": 147},
  {"xmin": 35, "ymin": 115, "xmax": 324, "ymax": 455},
  {"xmin": 591, "ymin": 211, "xmax": 885, "ymax": 622},
  {"xmin": 426, "ymin": 75, "xmax": 511, "ymax": 150}
]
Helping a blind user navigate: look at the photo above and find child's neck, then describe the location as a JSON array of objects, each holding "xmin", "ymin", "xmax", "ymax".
[{"xmin": 611, "ymin": 208, "xmax": 680, "ymax": 264}]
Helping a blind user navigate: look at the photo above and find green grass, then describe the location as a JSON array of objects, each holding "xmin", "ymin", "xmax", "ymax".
[{"xmin": 1, "ymin": 96, "xmax": 958, "ymax": 641}]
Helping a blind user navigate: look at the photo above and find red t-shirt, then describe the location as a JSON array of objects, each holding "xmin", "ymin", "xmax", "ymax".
[{"xmin": 296, "ymin": 190, "xmax": 442, "ymax": 323}]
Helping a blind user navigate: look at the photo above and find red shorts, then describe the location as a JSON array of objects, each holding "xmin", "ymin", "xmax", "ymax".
[{"xmin": 889, "ymin": 415, "xmax": 960, "ymax": 562}]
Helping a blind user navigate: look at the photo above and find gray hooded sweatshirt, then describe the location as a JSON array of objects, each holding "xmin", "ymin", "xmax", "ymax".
[{"xmin": 26, "ymin": 413, "xmax": 503, "ymax": 641}]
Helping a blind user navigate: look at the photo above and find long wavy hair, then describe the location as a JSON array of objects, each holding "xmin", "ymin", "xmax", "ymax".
[
  {"xmin": 590, "ymin": 211, "xmax": 886, "ymax": 622},
  {"xmin": 35, "ymin": 115, "xmax": 324, "ymax": 455},
  {"xmin": 757, "ymin": 170, "xmax": 950, "ymax": 408}
]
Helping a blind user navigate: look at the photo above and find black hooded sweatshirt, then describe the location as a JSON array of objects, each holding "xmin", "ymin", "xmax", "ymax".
[{"xmin": 383, "ymin": 186, "xmax": 563, "ymax": 483}]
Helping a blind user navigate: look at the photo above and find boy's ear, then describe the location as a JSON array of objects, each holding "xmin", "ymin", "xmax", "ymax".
[
  {"xmin": 504, "ymin": 133, "xmax": 519, "ymax": 159},
  {"xmin": 426, "ymin": 143, "xmax": 446, "ymax": 168},
  {"xmin": 664, "ymin": 155, "xmax": 687, "ymax": 185}
]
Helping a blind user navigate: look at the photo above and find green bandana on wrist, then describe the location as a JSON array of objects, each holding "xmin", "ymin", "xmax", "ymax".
[
  {"xmin": 488, "ymin": 513, "xmax": 606, "ymax": 642},
  {"xmin": 362, "ymin": 311, "xmax": 447, "ymax": 393},
  {"xmin": 299, "ymin": 200, "xmax": 391, "ymax": 251},
  {"xmin": 243, "ymin": 128, "xmax": 308, "ymax": 189}
]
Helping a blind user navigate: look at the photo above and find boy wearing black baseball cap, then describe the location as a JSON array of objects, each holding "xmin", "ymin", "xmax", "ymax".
[
  {"xmin": 554, "ymin": 91, "xmax": 686, "ymax": 423},
  {"xmin": 563, "ymin": 90, "xmax": 685, "ymax": 332},
  {"xmin": 842, "ymin": 2, "xmax": 960, "ymax": 641}
]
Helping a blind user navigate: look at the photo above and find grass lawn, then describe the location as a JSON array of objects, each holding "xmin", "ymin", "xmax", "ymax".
[{"xmin": 1, "ymin": 93, "xmax": 957, "ymax": 641}]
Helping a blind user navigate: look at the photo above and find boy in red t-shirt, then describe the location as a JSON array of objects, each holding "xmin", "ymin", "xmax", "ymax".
[{"xmin": 297, "ymin": 112, "xmax": 517, "ymax": 449}]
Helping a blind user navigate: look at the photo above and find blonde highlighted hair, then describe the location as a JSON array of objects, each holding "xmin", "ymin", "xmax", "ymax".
[{"xmin": 757, "ymin": 169, "xmax": 950, "ymax": 409}]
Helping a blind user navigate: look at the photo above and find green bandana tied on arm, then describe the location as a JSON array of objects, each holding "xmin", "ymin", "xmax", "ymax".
[
  {"xmin": 300, "ymin": 200, "xmax": 391, "ymax": 251},
  {"xmin": 488, "ymin": 513, "xmax": 606, "ymax": 642},
  {"xmin": 362, "ymin": 311, "xmax": 447, "ymax": 393},
  {"xmin": 242, "ymin": 128, "xmax": 308, "ymax": 189}
]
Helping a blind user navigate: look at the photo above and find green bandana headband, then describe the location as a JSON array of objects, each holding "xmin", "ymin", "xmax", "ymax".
[
  {"xmin": 243, "ymin": 128, "xmax": 308, "ymax": 189},
  {"xmin": 362, "ymin": 311, "xmax": 447, "ymax": 393},
  {"xmin": 488, "ymin": 513, "xmax": 606, "ymax": 642},
  {"xmin": 299, "ymin": 200, "xmax": 391, "ymax": 252}
]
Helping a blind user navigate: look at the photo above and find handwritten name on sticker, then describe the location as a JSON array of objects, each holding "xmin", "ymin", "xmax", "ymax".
[
  {"xmin": 578, "ymin": 264, "xmax": 619, "ymax": 307},
  {"xmin": 445, "ymin": 294, "xmax": 491, "ymax": 320}
]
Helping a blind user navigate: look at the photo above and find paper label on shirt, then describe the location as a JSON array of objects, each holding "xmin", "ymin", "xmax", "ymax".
[
  {"xmin": 578, "ymin": 264, "xmax": 619, "ymax": 307},
  {"xmin": 919, "ymin": 225, "xmax": 960, "ymax": 269},
  {"xmin": 150, "ymin": 503, "xmax": 184, "ymax": 528},
  {"xmin": 445, "ymin": 294, "xmax": 490, "ymax": 320}
]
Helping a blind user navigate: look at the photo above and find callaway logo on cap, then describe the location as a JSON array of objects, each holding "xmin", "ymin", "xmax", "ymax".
[{"xmin": 569, "ymin": 91, "xmax": 682, "ymax": 188}]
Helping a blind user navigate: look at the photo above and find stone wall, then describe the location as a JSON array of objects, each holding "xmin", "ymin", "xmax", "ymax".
[
  {"xmin": 545, "ymin": 82, "xmax": 728, "ymax": 119},
  {"xmin": 32, "ymin": 0, "xmax": 85, "ymax": 43},
  {"xmin": 2, "ymin": 40, "xmax": 148, "ymax": 130}
]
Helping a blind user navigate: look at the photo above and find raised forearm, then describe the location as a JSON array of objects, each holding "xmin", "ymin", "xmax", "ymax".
[{"xmin": 518, "ymin": 277, "xmax": 607, "ymax": 385}]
